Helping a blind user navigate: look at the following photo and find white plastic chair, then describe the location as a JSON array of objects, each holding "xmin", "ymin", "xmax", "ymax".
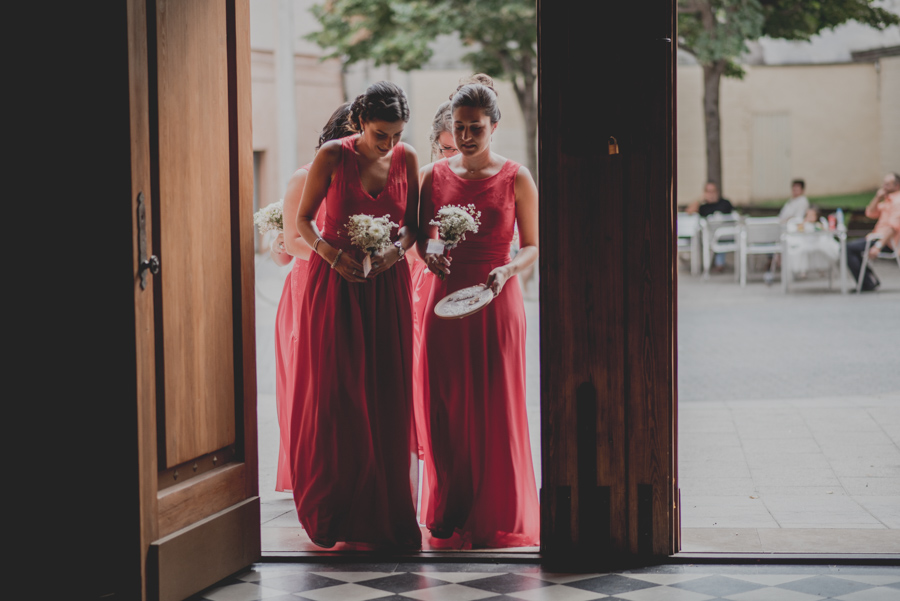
[
  {"xmin": 677, "ymin": 213, "xmax": 701, "ymax": 275},
  {"xmin": 856, "ymin": 234, "xmax": 900, "ymax": 293},
  {"xmin": 738, "ymin": 217, "xmax": 783, "ymax": 287},
  {"xmin": 701, "ymin": 212, "xmax": 741, "ymax": 280}
]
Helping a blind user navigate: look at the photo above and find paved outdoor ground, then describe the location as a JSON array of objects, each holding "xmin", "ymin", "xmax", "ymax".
[
  {"xmin": 678, "ymin": 253, "xmax": 900, "ymax": 553},
  {"xmin": 254, "ymin": 250, "xmax": 900, "ymax": 554}
]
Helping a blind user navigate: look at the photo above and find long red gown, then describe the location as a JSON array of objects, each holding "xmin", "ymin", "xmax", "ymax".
[
  {"xmin": 419, "ymin": 159, "xmax": 540, "ymax": 548},
  {"xmin": 273, "ymin": 166, "xmax": 324, "ymax": 492},
  {"xmin": 289, "ymin": 136, "xmax": 421, "ymax": 549}
]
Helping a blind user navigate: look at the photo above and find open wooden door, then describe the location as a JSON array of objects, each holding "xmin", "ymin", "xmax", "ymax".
[{"xmin": 129, "ymin": 1, "xmax": 259, "ymax": 599}]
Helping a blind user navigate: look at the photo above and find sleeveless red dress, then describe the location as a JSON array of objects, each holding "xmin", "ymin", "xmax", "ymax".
[
  {"xmin": 289, "ymin": 137, "xmax": 421, "ymax": 549},
  {"xmin": 274, "ymin": 164, "xmax": 325, "ymax": 492},
  {"xmin": 419, "ymin": 159, "xmax": 540, "ymax": 548}
]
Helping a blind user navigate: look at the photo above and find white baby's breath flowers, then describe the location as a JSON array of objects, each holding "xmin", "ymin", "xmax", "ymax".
[
  {"xmin": 430, "ymin": 204, "xmax": 482, "ymax": 248},
  {"xmin": 253, "ymin": 199, "xmax": 284, "ymax": 236},
  {"xmin": 347, "ymin": 214, "xmax": 398, "ymax": 255}
]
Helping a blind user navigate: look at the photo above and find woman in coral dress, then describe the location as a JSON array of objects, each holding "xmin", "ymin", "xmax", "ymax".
[
  {"xmin": 272, "ymin": 104, "xmax": 353, "ymax": 492},
  {"xmin": 418, "ymin": 75, "xmax": 540, "ymax": 548},
  {"xmin": 290, "ymin": 82, "xmax": 421, "ymax": 549}
]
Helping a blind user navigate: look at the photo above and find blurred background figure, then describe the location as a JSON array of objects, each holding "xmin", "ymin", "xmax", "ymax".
[
  {"xmin": 687, "ymin": 181, "xmax": 734, "ymax": 273},
  {"xmin": 779, "ymin": 179, "xmax": 810, "ymax": 224},
  {"xmin": 847, "ymin": 172, "xmax": 900, "ymax": 291}
]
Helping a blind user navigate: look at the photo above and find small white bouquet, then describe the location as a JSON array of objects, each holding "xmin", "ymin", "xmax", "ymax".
[
  {"xmin": 253, "ymin": 198, "xmax": 284, "ymax": 234},
  {"xmin": 429, "ymin": 204, "xmax": 481, "ymax": 248},
  {"xmin": 427, "ymin": 204, "xmax": 481, "ymax": 279},
  {"xmin": 346, "ymin": 213, "xmax": 398, "ymax": 276}
]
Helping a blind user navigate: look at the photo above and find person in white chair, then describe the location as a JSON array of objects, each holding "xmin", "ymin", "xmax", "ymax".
[
  {"xmin": 686, "ymin": 181, "xmax": 734, "ymax": 273},
  {"xmin": 847, "ymin": 173, "xmax": 900, "ymax": 292},
  {"xmin": 779, "ymin": 179, "xmax": 810, "ymax": 224},
  {"xmin": 784, "ymin": 206, "xmax": 839, "ymax": 280}
]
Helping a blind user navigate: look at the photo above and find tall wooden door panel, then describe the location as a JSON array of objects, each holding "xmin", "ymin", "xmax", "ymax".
[
  {"xmin": 155, "ymin": 0, "xmax": 236, "ymax": 468},
  {"xmin": 131, "ymin": 0, "xmax": 259, "ymax": 599}
]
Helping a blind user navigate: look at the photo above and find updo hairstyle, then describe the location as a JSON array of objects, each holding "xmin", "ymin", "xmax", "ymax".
[
  {"xmin": 349, "ymin": 81, "xmax": 410, "ymax": 132},
  {"xmin": 429, "ymin": 100, "xmax": 453, "ymax": 160},
  {"xmin": 316, "ymin": 102, "xmax": 354, "ymax": 151},
  {"xmin": 450, "ymin": 73, "xmax": 501, "ymax": 124}
]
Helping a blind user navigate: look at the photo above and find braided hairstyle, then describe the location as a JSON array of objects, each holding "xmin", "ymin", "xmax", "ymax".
[
  {"xmin": 316, "ymin": 102, "xmax": 354, "ymax": 152},
  {"xmin": 450, "ymin": 73, "xmax": 501, "ymax": 124},
  {"xmin": 429, "ymin": 101, "xmax": 453, "ymax": 161},
  {"xmin": 348, "ymin": 81, "xmax": 410, "ymax": 132}
]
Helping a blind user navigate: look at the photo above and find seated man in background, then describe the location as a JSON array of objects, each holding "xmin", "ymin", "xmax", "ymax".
[
  {"xmin": 847, "ymin": 172, "xmax": 900, "ymax": 291},
  {"xmin": 779, "ymin": 179, "xmax": 809, "ymax": 224},
  {"xmin": 687, "ymin": 181, "xmax": 733, "ymax": 217},
  {"xmin": 686, "ymin": 181, "xmax": 734, "ymax": 273}
]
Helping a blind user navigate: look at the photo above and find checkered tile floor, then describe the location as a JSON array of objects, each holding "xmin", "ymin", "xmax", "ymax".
[{"xmin": 190, "ymin": 563, "xmax": 900, "ymax": 601}]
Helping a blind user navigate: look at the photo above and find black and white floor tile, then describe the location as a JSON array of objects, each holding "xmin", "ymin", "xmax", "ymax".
[{"xmin": 189, "ymin": 563, "xmax": 900, "ymax": 601}]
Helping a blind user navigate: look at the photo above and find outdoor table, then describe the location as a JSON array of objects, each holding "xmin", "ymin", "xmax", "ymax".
[{"xmin": 782, "ymin": 227, "xmax": 848, "ymax": 294}]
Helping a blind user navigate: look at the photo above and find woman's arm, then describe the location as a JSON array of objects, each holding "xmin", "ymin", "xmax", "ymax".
[
  {"xmin": 297, "ymin": 141, "xmax": 365, "ymax": 283},
  {"xmin": 486, "ymin": 165, "xmax": 539, "ymax": 296},
  {"xmin": 269, "ymin": 232, "xmax": 293, "ymax": 266},
  {"xmin": 282, "ymin": 168, "xmax": 313, "ymax": 260},
  {"xmin": 865, "ymin": 187, "xmax": 886, "ymax": 220},
  {"xmin": 418, "ymin": 163, "xmax": 452, "ymax": 278},
  {"xmin": 369, "ymin": 145, "xmax": 420, "ymax": 276}
]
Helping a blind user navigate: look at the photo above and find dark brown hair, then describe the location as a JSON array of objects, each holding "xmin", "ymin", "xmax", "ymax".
[
  {"xmin": 348, "ymin": 81, "xmax": 410, "ymax": 132},
  {"xmin": 429, "ymin": 101, "xmax": 453, "ymax": 160},
  {"xmin": 450, "ymin": 73, "xmax": 501, "ymax": 124},
  {"xmin": 792, "ymin": 179, "xmax": 805, "ymax": 190},
  {"xmin": 316, "ymin": 102, "xmax": 354, "ymax": 151}
]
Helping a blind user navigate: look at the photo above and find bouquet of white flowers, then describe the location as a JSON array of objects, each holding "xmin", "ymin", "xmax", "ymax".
[
  {"xmin": 429, "ymin": 204, "xmax": 482, "ymax": 249},
  {"xmin": 253, "ymin": 199, "xmax": 284, "ymax": 236},
  {"xmin": 426, "ymin": 204, "xmax": 482, "ymax": 280},
  {"xmin": 346, "ymin": 214, "xmax": 398, "ymax": 276}
]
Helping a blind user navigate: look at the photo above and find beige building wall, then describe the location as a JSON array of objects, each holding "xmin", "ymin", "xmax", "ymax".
[
  {"xmin": 881, "ymin": 56, "xmax": 900, "ymax": 178},
  {"xmin": 251, "ymin": 51, "xmax": 343, "ymax": 214},
  {"xmin": 250, "ymin": 0, "xmax": 344, "ymax": 218},
  {"xmin": 678, "ymin": 61, "xmax": 893, "ymax": 206}
]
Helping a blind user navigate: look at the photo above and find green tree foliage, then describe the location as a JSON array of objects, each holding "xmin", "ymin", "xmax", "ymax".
[
  {"xmin": 306, "ymin": 0, "xmax": 538, "ymax": 175},
  {"xmin": 678, "ymin": 0, "xmax": 898, "ymax": 189}
]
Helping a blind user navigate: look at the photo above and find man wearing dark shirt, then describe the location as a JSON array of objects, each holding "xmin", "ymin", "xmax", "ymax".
[
  {"xmin": 687, "ymin": 181, "xmax": 734, "ymax": 217},
  {"xmin": 686, "ymin": 182, "xmax": 734, "ymax": 272}
]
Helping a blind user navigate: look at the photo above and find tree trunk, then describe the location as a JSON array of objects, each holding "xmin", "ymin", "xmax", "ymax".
[{"xmin": 702, "ymin": 60, "xmax": 725, "ymax": 189}]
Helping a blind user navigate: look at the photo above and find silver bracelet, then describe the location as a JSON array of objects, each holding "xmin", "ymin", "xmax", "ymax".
[
  {"xmin": 330, "ymin": 249, "xmax": 343, "ymax": 269},
  {"xmin": 314, "ymin": 237, "xmax": 324, "ymax": 254}
]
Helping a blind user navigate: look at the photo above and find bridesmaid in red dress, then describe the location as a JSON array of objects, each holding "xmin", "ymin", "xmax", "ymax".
[
  {"xmin": 290, "ymin": 82, "xmax": 421, "ymax": 549},
  {"xmin": 418, "ymin": 74, "xmax": 540, "ymax": 548},
  {"xmin": 272, "ymin": 103, "xmax": 353, "ymax": 492}
]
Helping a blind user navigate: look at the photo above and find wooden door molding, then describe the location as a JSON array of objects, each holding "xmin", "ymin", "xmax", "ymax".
[{"xmin": 538, "ymin": 0, "xmax": 678, "ymax": 563}]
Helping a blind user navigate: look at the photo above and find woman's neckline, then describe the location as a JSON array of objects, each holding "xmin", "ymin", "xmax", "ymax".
[
  {"xmin": 445, "ymin": 157, "xmax": 509, "ymax": 182},
  {"xmin": 352, "ymin": 135, "xmax": 399, "ymax": 200}
]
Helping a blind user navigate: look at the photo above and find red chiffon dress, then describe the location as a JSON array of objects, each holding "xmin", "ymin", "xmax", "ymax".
[
  {"xmin": 289, "ymin": 136, "xmax": 421, "ymax": 549},
  {"xmin": 419, "ymin": 159, "xmax": 540, "ymax": 548},
  {"xmin": 274, "ymin": 165, "xmax": 324, "ymax": 491}
]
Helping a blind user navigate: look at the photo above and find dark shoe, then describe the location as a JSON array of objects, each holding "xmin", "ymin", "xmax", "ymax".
[
  {"xmin": 861, "ymin": 272, "xmax": 880, "ymax": 291},
  {"xmin": 428, "ymin": 526, "xmax": 454, "ymax": 539},
  {"xmin": 310, "ymin": 535, "xmax": 336, "ymax": 548}
]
